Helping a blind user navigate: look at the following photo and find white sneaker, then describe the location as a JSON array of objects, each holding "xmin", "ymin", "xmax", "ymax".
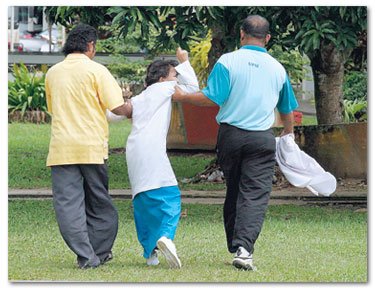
[
  {"xmin": 157, "ymin": 236, "xmax": 181, "ymax": 269},
  {"xmin": 232, "ymin": 247, "xmax": 256, "ymax": 271},
  {"xmin": 146, "ymin": 249, "xmax": 159, "ymax": 266}
]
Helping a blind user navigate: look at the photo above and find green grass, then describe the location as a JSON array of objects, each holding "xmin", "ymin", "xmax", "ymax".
[
  {"xmin": 8, "ymin": 122, "xmax": 220, "ymax": 190},
  {"xmin": 8, "ymin": 118, "xmax": 324, "ymax": 191},
  {"xmin": 302, "ymin": 115, "xmax": 318, "ymax": 126},
  {"xmin": 8, "ymin": 200, "xmax": 367, "ymax": 282}
]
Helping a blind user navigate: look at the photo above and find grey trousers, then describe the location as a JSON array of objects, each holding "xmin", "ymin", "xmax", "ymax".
[
  {"xmin": 217, "ymin": 123, "xmax": 276, "ymax": 255},
  {"xmin": 51, "ymin": 163, "xmax": 118, "ymax": 266}
]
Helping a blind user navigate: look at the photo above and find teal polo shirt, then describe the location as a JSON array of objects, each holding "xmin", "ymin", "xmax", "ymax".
[{"xmin": 201, "ymin": 45, "xmax": 298, "ymax": 131}]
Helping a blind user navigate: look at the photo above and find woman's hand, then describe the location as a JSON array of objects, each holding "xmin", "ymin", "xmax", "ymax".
[{"xmin": 176, "ymin": 47, "xmax": 188, "ymax": 63}]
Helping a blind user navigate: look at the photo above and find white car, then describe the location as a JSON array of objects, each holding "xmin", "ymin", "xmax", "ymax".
[{"xmin": 19, "ymin": 28, "xmax": 61, "ymax": 52}]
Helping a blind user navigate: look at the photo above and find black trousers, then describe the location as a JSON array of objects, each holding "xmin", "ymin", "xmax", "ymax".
[
  {"xmin": 217, "ymin": 123, "xmax": 276, "ymax": 255},
  {"xmin": 51, "ymin": 163, "xmax": 118, "ymax": 266}
]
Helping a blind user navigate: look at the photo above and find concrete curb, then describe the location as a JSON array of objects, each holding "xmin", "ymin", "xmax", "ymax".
[{"xmin": 8, "ymin": 184, "xmax": 367, "ymax": 205}]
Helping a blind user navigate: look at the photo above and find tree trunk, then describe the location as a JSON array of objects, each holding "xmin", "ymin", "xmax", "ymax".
[
  {"xmin": 309, "ymin": 43, "xmax": 346, "ymax": 124},
  {"xmin": 208, "ymin": 20, "xmax": 239, "ymax": 71},
  {"xmin": 208, "ymin": 25, "xmax": 226, "ymax": 71}
]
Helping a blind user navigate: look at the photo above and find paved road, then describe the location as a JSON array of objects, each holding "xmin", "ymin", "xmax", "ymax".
[
  {"xmin": 296, "ymin": 99, "xmax": 316, "ymax": 115},
  {"xmin": 8, "ymin": 179, "xmax": 367, "ymax": 206}
]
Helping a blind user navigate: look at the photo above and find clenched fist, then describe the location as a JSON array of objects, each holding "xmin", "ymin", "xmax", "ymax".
[{"xmin": 176, "ymin": 47, "xmax": 188, "ymax": 63}]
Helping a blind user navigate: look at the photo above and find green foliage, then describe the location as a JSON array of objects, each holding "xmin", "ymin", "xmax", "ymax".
[
  {"xmin": 106, "ymin": 56, "xmax": 151, "ymax": 93},
  {"xmin": 343, "ymin": 70, "xmax": 367, "ymax": 101},
  {"xmin": 44, "ymin": 6, "xmax": 112, "ymax": 29},
  {"xmin": 273, "ymin": 6, "xmax": 367, "ymax": 125},
  {"xmin": 8, "ymin": 63, "xmax": 48, "ymax": 116},
  {"xmin": 96, "ymin": 27, "xmax": 145, "ymax": 54},
  {"xmin": 269, "ymin": 45, "xmax": 310, "ymax": 85},
  {"xmin": 109, "ymin": 7, "xmax": 209, "ymax": 53},
  {"xmin": 189, "ymin": 30, "xmax": 211, "ymax": 88},
  {"xmin": 343, "ymin": 99, "xmax": 367, "ymax": 123},
  {"xmin": 344, "ymin": 30, "xmax": 367, "ymax": 72},
  {"xmin": 295, "ymin": 17, "xmax": 340, "ymax": 54},
  {"xmin": 111, "ymin": 6, "xmax": 365, "ymax": 64},
  {"xmin": 108, "ymin": 7, "xmax": 163, "ymax": 51},
  {"xmin": 95, "ymin": 23, "xmax": 175, "ymax": 55},
  {"xmin": 45, "ymin": 6, "xmax": 366, "ymax": 71},
  {"xmin": 284, "ymin": 7, "xmax": 367, "ymax": 59},
  {"xmin": 156, "ymin": 7, "xmax": 209, "ymax": 51}
]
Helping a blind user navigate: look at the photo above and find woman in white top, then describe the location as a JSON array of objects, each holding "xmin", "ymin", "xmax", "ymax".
[{"xmin": 109, "ymin": 48, "xmax": 199, "ymax": 268}]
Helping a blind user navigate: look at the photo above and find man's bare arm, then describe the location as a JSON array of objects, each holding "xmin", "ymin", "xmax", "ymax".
[
  {"xmin": 279, "ymin": 112, "xmax": 294, "ymax": 136},
  {"xmin": 111, "ymin": 99, "xmax": 133, "ymax": 118},
  {"xmin": 172, "ymin": 86, "xmax": 216, "ymax": 107}
]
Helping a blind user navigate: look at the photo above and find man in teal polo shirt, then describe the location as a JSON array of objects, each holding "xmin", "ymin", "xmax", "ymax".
[{"xmin": 172, "ymin": 15, "xmax": 298, "ymax": 270}]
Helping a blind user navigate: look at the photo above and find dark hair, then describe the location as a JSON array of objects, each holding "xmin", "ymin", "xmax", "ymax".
[
  {"xmin": 62, "ymin": 23, "xmax": 98, "ymax": 56},
  {"xmin": 240, "ymin": 15, "xmax": 270, "ymax": 39},
  {"xmin": 145, "ymin": 59, "xmax": 179, "ymax": 87}
]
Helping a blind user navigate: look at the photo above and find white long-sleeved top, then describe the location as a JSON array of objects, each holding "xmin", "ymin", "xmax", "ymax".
[
  {"xmin": 275, "ymin": 133, "xmax": 336, "ymax": 196},
  {"xmin": 125, "ymin": 61, "xmax": 199, "ymax": 198}
]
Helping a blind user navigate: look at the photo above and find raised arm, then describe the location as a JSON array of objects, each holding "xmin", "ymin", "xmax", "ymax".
[
  {"xmin": 172, "ymin": 47, "xmax": 215, "ymax": 106},
  {"xmin": 175, "ymin": 47, "xmax": 199, "ymax": 93}
]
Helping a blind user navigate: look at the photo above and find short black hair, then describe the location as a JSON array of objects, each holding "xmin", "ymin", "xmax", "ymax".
[
  {"xmin": 62, "ymin": 23, "xmax": 98, "ymax": 56},
  {"xmin": 145, "ymin": 59, "xmax": 179, "ymax": 87},
  {"xmin": 241, "ymin": 15, "xmax": 270, "ymax": 39}
]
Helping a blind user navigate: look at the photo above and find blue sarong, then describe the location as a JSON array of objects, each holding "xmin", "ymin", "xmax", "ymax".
[{"xmin": 133, "ymin": 185, "xmax": 181, "ymax": 259}]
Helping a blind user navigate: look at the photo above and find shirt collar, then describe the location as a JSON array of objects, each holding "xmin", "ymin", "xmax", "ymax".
[
  {"xmin": 65, "ymin": 53, "xmax": 91, "ymax": 60},
  {"xmin": 240, "ymin": 45, "xmax": 268, "ymax": 53}
]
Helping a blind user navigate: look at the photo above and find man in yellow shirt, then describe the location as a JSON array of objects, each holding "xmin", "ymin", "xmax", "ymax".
[{"xmin": 45, "ymin": 23, "xmax": 132, "ymax": 269}]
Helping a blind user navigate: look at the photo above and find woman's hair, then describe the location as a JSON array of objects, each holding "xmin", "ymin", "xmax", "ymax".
[
  {"xmin": 62, "ymin": 23, "xmax": 98, "ymax": 56},
  {"xmin": 145, "ymin": 59, "xmax": 179, "ymax": 87}
]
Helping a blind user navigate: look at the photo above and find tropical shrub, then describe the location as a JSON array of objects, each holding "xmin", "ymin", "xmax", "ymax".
[
  {"xmin": 343, "ymin": 99, "xmax": 367, "ymax": 123},
  {"xmin": 269, "ymin": 45, "xmax": 310, "ymax": 86},
  {"xmin": 189, "ymin": 30, "xmax": 212, "ymax": 88},
  {"xmin": 95, "ymin": 24, "xmax": 150, "ymax": 54},
  {"xmin": 8, "ymin": 63, "xmax": 48, "ymax": 116},
  {"xmin": 107, "ymin": 56, "xmax": 151, "ymax": 96},
  {"xmin": 343, "ymin": 70, "xmax": 367, "ymax": 101}
]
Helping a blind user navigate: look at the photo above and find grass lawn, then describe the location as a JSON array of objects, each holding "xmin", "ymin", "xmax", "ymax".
[
  {"xmin": 8, "ymin": 117, "xmax": 319, "ymax": 191},
  {"xmin": 301, "ymin": 115, "xmax": 318, "ymax": 126},
  {"xmin": 8, "ymin": 122, "xmax": 223, "ymax": 191},
  {"xmin": 8, "ymin": 200, "xmax": 367, "ymax": 282},
  {"xmin": 7, "ymin": 121, "xmax": 367, "ymax": 282}
]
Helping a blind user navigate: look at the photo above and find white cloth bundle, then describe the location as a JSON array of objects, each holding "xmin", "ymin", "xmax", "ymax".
[{"xmin": 275, "ymin": 133, "xmax": 336, "ymax": 196}]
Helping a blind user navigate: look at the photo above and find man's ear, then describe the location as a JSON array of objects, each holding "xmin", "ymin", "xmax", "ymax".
[
  {"xmin": 90, "ymin": 41, "xmax": 96, "ymax": 52},
  {"xmin": 265, "ymin": 34, "xmax": 271, "ymax": 44},
  {"xmin": 240, "ymin": 30, "xmax": 245, "ymax": 41}
]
